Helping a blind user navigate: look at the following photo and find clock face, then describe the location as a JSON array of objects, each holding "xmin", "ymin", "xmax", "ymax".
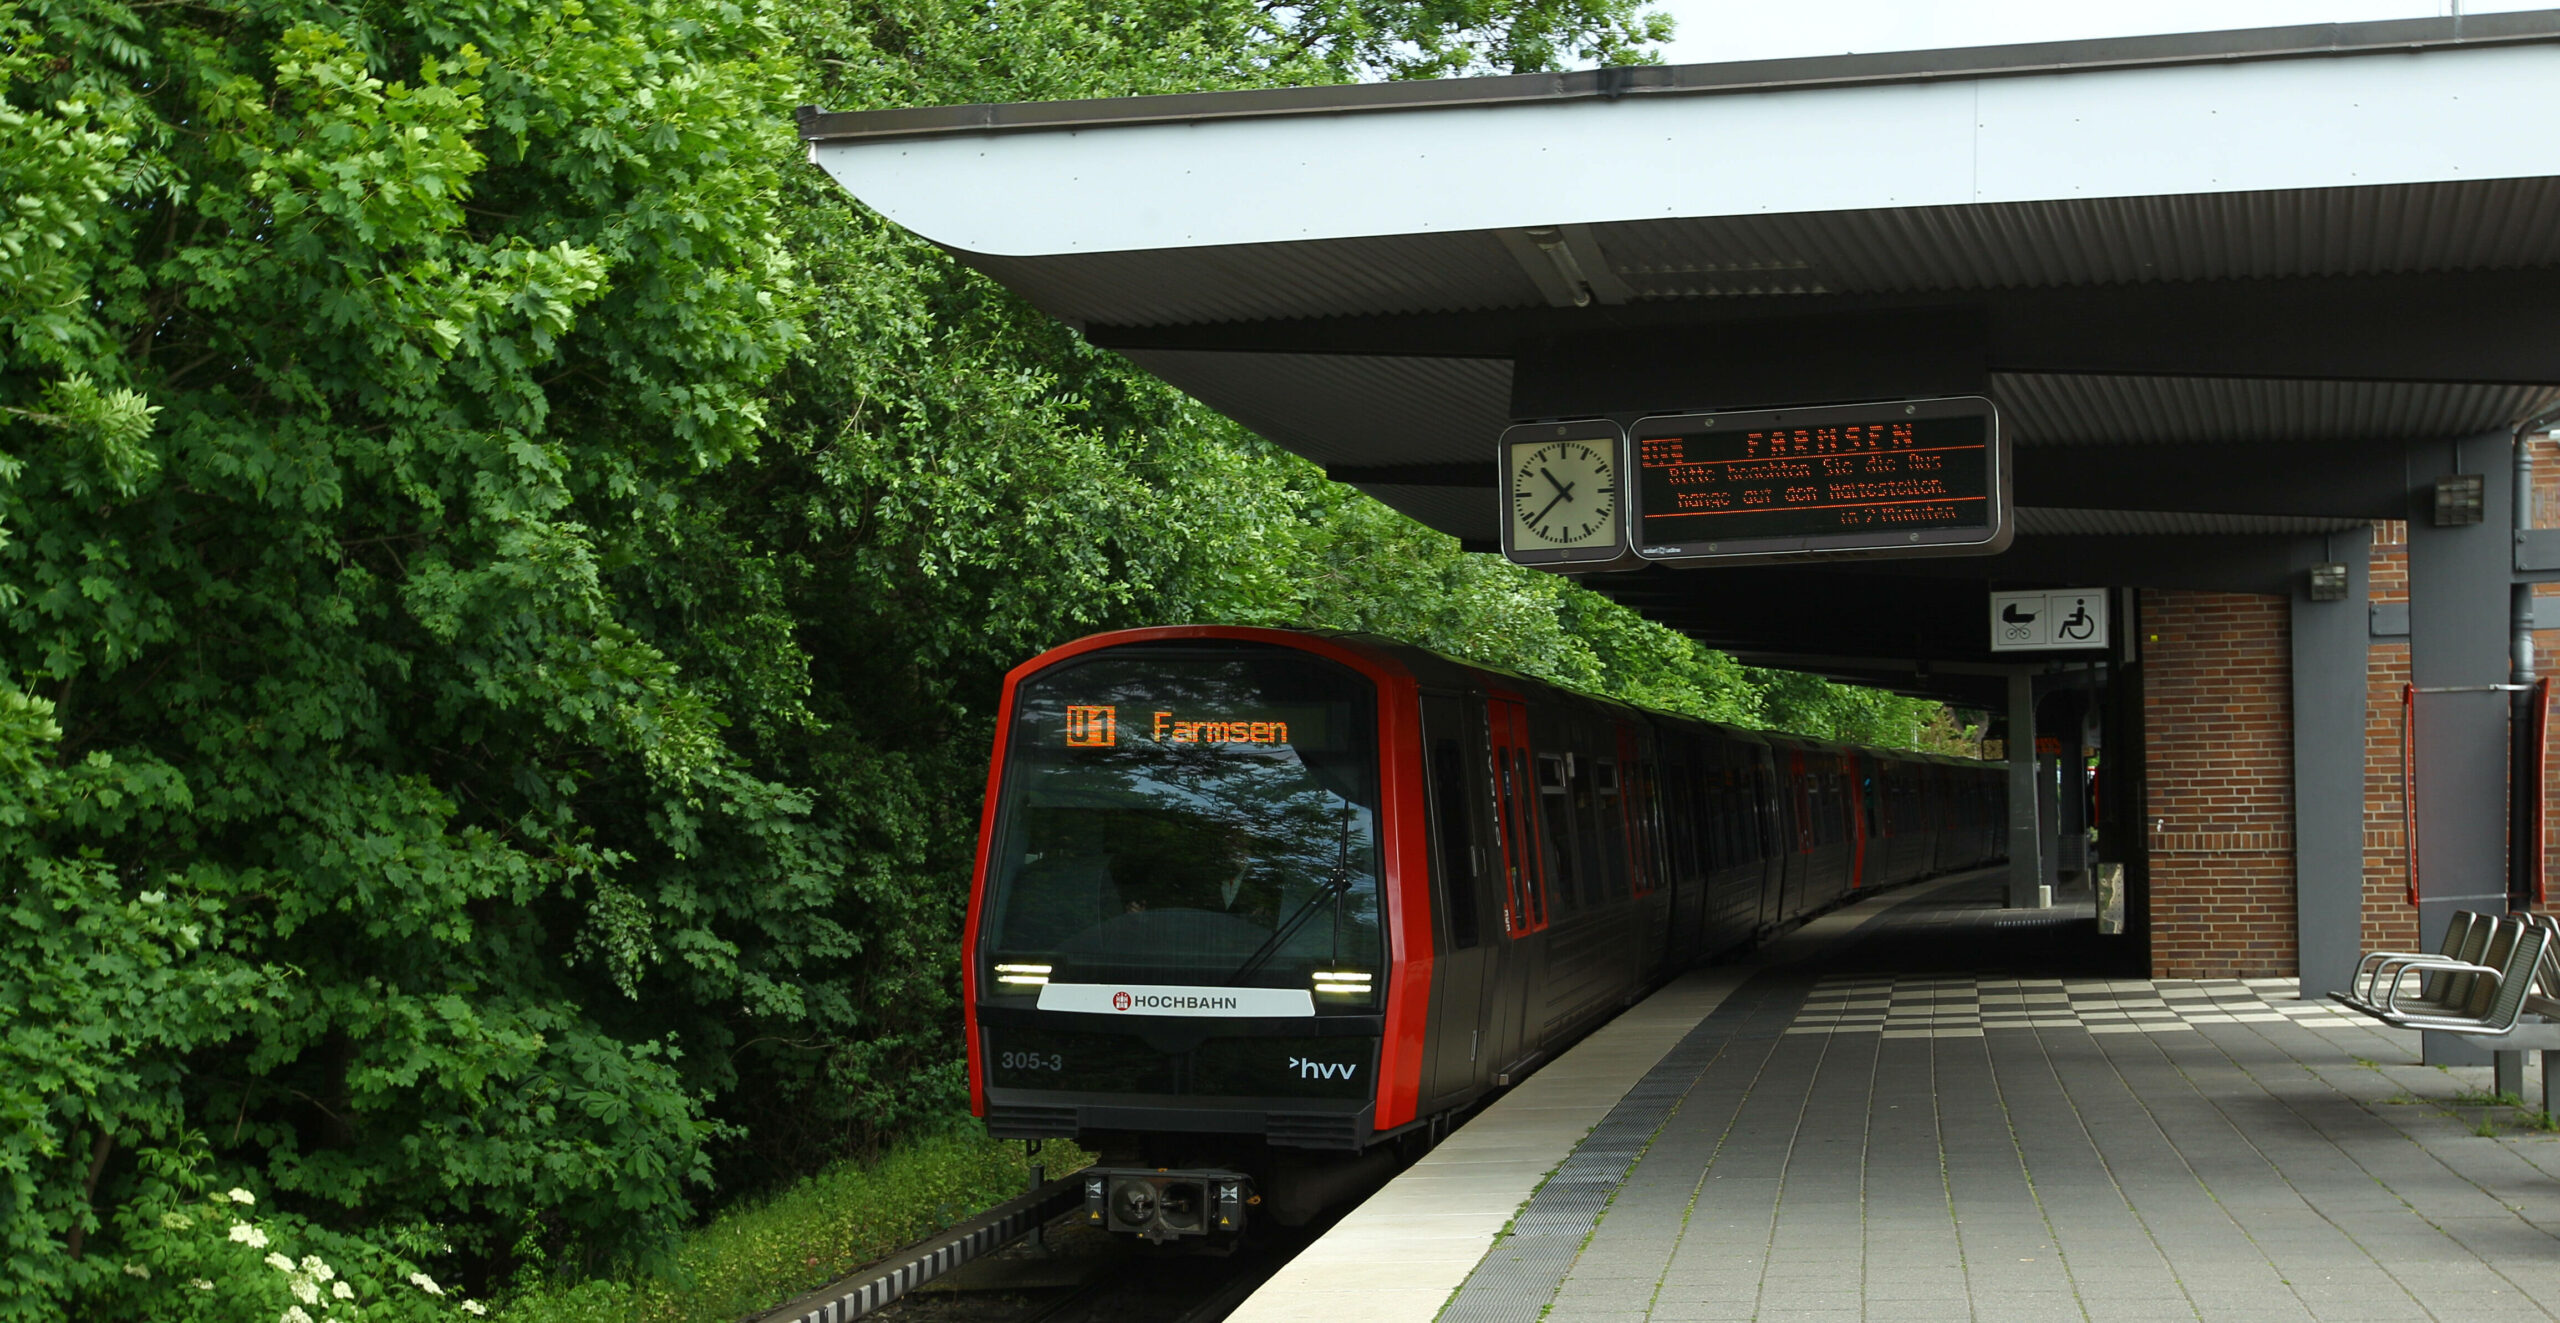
[{"xmin": 1509, "ymin": 438, "xmax": 1619, "ymax": 549}]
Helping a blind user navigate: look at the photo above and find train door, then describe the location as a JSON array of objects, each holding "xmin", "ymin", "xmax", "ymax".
[
  {"xmin": 1615, "ymin": 723, "xmax": 1669, "ymax": 978},
  {"xmin": 1421, "ymin": 692, "xmax": 1495, "ymax": 1105},
  {"xmin": 1848, "ymin": 753, "xmax": 1871, "ymax": 890},
  {"xmin": 1484, "ymin": 694, "xmax": 1543, "ymax": 1074},
  {"xmin": 1755, "ymin": 751, "xmax": 1787, "ymax": 931}
]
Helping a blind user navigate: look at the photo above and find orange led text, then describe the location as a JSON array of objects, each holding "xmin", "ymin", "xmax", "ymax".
[{"xmin": 1151, "ymin": 711, "xmax": 1290, "ymax": 745}]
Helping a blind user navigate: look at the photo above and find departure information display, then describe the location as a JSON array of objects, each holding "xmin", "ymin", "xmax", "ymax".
[{"xmin": 1629, "ymin": 397, "xmax": 2009, "ymax": 564}]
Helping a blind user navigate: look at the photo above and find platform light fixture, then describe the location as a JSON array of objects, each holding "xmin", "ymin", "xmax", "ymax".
[
  {"xmin": 2434, "ymin": 473, "xmax": 2486, "ymax": 526},
  {"xmin": 2308, "ymin": 562, "xmax": 2350, "ymax": 601}
]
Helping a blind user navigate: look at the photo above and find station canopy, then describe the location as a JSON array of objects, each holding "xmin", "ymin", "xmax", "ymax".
[{"xmin": 801, "ymin": 12, "xmax": 2560, "ymax": 706}]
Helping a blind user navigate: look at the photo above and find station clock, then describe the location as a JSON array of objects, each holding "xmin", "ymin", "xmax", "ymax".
[{"xmin": 1498, "ymin": 420, "xmax": 1633, "ymax": 571}]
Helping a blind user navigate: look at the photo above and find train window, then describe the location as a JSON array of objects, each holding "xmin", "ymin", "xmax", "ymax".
[
  {"xmin": 1536, "ymin": 754, "xmax": 1578, "ymax": 913},
  {"xmin": 981, "ymin": 646, "xmax": 1383, "ymax": 994},
  {"xmin": 1594, "ymin": 760, "xmax": 1620, "ymax": 794},
  {"xmin": 1511, "ymin": 748, "xmax": 1547, "ymax": 930},
  {"xmin": 1664, "ymin": 762, "xmax": 1698, "ymax": 882},
  {"xmin": 1428, "ymin": 738, "xmax": 1481, "ymax": 950},
  {"xmin": 1488, "ymin": 699, "xmax": 1543, "ymax": 936},
  {"xmin": 1755, "ymin": 765, "xmax": 1779, "ymax": 858},
  {"xmin": 1629, "ymin": 759, "xmax": 1663, "ymax": 896},
  {"xmin": 1724, "ymin": 770, "xmax": 1746, "ymax": 867},
  {"xmin": 1493, "ymin": 749, "xmax": 1526, "ymax": 932},
  {"xmin": 1791, "ymin": 763, "xmax": 1814, "ymax": 852},
  {"xmin": 1578, "ymin": 756, "xmax": 1622, "ymax": 901},
  {"xmin": 1707, "ymin": 777, "xmax": 1731, "ymax": 871}
]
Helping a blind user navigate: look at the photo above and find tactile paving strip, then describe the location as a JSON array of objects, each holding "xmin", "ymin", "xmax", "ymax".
[
  {"xmin": 1784, "ymin": 973, "xmax": 2369, "ymax": 1038},
  {"xmin": 1436, "ymin": 968, "xmax": 1818, "ymax": 1323}
]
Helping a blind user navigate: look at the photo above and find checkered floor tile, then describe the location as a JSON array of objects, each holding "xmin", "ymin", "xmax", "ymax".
[{"xmin": 1784, "ymin": 974, "xmax": 2371, "ymax": 1038}]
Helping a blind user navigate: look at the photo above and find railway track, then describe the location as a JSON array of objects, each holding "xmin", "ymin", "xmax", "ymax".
[{"xmin": 856, "ymin": 1214, "xmax": 1320, "ymax": 1323}]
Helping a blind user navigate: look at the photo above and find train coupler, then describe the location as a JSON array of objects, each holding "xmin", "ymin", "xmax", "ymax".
[{"xmin": 1081, "ymin": 1167, "xmax": 1254, "ymax": 1243}]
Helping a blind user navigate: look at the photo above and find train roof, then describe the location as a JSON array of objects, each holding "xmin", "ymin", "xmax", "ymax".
[{"xmin": 1023, "ymin": 625, "xmax": 2005, "ymax": 768}]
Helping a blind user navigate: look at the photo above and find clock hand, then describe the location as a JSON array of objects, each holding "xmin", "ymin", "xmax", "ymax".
[
  {"xmin": 1540, "ymin": 467, "xmax": 1576, "ymax": 501},
  {"xmin": 1529, "ymin": 488, "xmax": 1572, "ymax": 529}
]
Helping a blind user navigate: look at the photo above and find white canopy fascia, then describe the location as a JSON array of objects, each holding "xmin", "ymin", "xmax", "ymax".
[{"xmin": 807, "ymin": 36, "xmax": 2560, "ymax": 259}]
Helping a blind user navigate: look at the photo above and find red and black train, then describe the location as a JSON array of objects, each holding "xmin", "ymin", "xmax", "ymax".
[{"xmin": 963, "ymin": 626, "xmax": 2006, "ymax": 1240}]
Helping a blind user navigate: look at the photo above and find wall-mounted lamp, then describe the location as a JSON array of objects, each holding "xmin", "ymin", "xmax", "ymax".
[
  {"xmin": 2307, "ymin": 562, "xmax": 2350, "ymax": 601},
  {"xmin": 2434, "ymin": 473, "xmax": 2486, "ymax": 526}
]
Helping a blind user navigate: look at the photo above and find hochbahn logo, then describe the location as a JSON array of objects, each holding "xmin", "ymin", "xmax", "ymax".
[{"xmin": 1110, "ymin": 989, "xmax": 1240, "ymax": 1012}]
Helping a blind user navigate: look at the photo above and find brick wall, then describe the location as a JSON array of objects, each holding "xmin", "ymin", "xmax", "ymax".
[
  {"xmin": 2364, "ymin": 523, "xmax": 2416, "ymax": 952},
  {"xmin": 2142, "ymin": 589, "xmax": 2296, "ymax": 978},
  {"xmin": 2142, "ymin": 438, "xmax": 2560, "ymax": 972}
]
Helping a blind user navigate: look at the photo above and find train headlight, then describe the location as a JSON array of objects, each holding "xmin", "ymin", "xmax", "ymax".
[
  {"xmin": 1312, "ymin": 970, "xmax": 1373, "ymax": 997},
  {"xmin": 994, "ymin": 962, "xmax": 1051, "ymax": 987}
]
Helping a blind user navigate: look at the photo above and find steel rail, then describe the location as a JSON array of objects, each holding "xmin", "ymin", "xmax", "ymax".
[{"xmin": 755, "ymin": 1178, "xmax": 1082, "ymax": 1323}]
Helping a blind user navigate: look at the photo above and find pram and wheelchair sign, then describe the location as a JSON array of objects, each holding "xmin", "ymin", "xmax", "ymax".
[{"xmin": 1990, "ymin": 589, "xmax": 2108, "ymax": 652}]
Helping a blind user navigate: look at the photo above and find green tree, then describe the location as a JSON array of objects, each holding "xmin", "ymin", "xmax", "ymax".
[
  {"xmin": 3, "ymin": 0, "xmax": 799, "ymax": 1307},
  {"xmin": 4, "ymin": 0, "xmax": 1953, "ymax": 1309}
]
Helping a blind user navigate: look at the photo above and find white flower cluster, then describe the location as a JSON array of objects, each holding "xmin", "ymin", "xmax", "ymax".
[
  {"xmin": 229, "ymin": 1222, "xmax": 270, "ymax": 1249},
  {"xmin": 401, "ymin": 1270, "xmax": 486, "ymax": 1314},
  {"xmin": 266, "ymin": 1247, "xmax": 353, "ymax": 1319}
]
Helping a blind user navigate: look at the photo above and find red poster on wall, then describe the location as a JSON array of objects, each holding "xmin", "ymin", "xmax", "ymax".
[
  {"xmin": 2402, "ymin": 684, "xmax": 2418, "ymax": 907},
  {"xmin": 2529, "ymin": 678, "xmax": 2552, "ymax": 910}
]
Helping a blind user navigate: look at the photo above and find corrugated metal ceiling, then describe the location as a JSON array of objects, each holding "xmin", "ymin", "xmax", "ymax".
[
  {"xmin": 967, "ymin": 177, "xmax": 2560, "ymax": 329},
  {"xmin": 976, "ymin": 231, "xmax": 1542, "ymax": 332},
  {"xmin": 1113, "ymin": 348, "xmax": 2559, "ymax": 545},
  {"xmin": 2010, "ymin": 508, "xmax": 2366, "ymax": 536},
  {"xmin": 1121, "ymin": 348, "xmax": 2560, "ymax": 472},
  {"xmin": 1995, "ymin": 375, "xmax": 2560, "ymax": 446},
  {"xmin": 1598, "ymin": 180, "xmax": 2560, "ymax": 300},
  {"xmin": 1117, "ymin": 350, "xmax": 1512, "ymax": 466}
]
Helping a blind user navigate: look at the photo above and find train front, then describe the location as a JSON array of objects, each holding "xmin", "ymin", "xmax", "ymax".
[{"xmin": 966, "ymin": 629, "xmax": 1411, "ymax": 1242}]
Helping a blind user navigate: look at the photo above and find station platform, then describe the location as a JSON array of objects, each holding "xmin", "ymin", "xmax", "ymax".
[{"xmin": 1231, "ymin": 873, "xmax": 2560, "ymax": 1323}]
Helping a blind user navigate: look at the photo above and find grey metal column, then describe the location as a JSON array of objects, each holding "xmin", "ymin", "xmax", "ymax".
[
  {"xmin": 2406, "ymin": 433, "xmax": 2515, "ymax": 1066},
  {"xmin": 2291, "ymin": 526, "xmax": 2373, "ymax": 1001},
  {"xmin": 2054, "ymin": 690, "xmax": 2090, "ymax": 881},
  {"xmin": 2037, "ymin": 732, "xmax": 2062, "ymax": 894},
  {"xmin": 2008, "ymin": 670, "xmax": 2042, "ymax": 908}
]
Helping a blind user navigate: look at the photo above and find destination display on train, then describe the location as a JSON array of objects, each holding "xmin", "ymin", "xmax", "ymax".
[
  {"xmin": 1052, "ymin": 701, "xmax": 1339, "ymax": 750},
  {"xmin": 1628, "ymin": 397, "xmax": 2009, "ymax": 564}
]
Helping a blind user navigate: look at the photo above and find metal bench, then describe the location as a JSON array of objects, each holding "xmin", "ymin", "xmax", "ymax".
[
  {"xmin": 2337, "ymin": 915, "xmax": 2560, "ymax": 1113},
  {"xmin": 2332, "ymin": 915, "xmax": 2549, "ymax": 1035},
  {"xmin": 2335, "ymin": 909, "xmax": 2495, "ymax": 1022}
]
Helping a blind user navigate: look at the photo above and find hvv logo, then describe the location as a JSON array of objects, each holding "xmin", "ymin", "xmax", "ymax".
[{"xmin": 1289, "ymin": 1057, "xmax": 1359, "ymax": 1080}]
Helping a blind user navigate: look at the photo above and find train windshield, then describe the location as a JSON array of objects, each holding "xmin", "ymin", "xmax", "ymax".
[{"xmin": 983, "ymin": 645, "xmax": 1383, "ymax": 990}]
